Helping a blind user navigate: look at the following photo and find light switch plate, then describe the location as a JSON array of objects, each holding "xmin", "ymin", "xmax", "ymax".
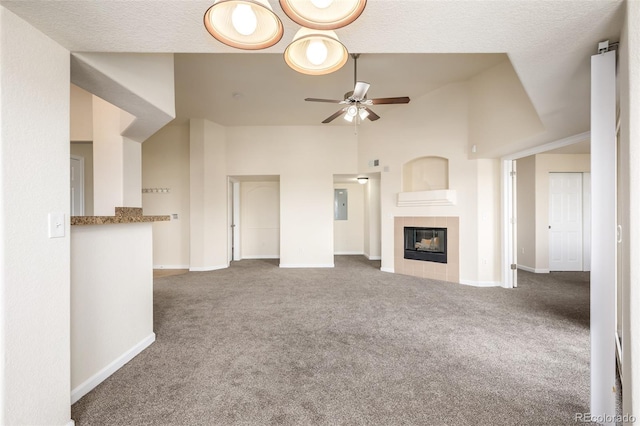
[{"xmin": 48, "ymin": 212, "xmax": 65, "ymax": 238}]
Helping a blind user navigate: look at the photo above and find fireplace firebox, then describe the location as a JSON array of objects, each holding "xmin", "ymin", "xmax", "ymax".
[{"xmin": 404, "ymin": 227, "xmax": 447, "ymax": 263}]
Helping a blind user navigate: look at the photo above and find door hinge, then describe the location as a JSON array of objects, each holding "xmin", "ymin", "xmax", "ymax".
[
  {"xmin": 511, "ymin": 264, "xmax": 517, "ymax": 270},
  {"xmin": 510, "ymin": 171, "xmax": 516, "ymax": 177}
]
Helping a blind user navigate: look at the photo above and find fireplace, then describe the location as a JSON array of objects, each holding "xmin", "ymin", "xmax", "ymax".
[{"xmin": 404, "ymin": 227, "xmax": 447, "ymax": 263}]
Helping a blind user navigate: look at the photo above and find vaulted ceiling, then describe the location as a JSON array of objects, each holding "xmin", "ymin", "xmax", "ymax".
[{"xmin": 1, "ymin": 0, "xmax": 625, "ymax": 151}]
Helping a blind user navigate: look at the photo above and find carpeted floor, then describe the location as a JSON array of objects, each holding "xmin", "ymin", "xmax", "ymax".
[{"xmin": 72, "ymin": 256, "xmax": 591, "ymax": 425}]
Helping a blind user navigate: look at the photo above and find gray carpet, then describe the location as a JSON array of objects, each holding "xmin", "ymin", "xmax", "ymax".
[{"xmin": 72, "ymin": 256, "xmax": 591, "ymax": 425}]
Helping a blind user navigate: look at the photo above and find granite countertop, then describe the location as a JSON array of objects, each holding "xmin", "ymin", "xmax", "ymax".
[{"xmin": 71, "ymin": 207, "xmax": 170, "ymax": 226}]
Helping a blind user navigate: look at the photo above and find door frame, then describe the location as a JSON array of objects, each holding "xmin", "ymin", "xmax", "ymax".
[
  {"xmin": 70, "ymin": 154, "xmax": 85, "ymax": 216},
  {"xmin": 500, "ymin": 131, "xmax": 590, "ymax": 288}
]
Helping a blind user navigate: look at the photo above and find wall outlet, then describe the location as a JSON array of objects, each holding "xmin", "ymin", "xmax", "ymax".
[
  {"xmin": 172, "ymin": 213, "xmax": 179, "ymax": 220},
  {"xmin": 521, "ymin": 248, "xmax": 525, "ymax": 254}
]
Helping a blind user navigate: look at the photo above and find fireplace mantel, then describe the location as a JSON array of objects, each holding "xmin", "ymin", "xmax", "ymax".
[{"xmin": 397, "ymin": 190, "xmax": 457, "ymax": 207}]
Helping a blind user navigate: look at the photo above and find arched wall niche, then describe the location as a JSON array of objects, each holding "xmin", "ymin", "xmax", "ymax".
[{"xmin": 402, "ymin": 156, "xmax": 449, "ymax": 192}]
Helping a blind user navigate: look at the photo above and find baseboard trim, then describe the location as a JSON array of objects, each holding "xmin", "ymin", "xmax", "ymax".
[
  {"xmin": 334, "ymin": 252, "xmax": 364, "ymax": 255},
  {"xmin": 517, "ymin": 265, "xmax": 549, "ymax": 273},
  {"xmin": 365, "ymin": 255, "xmax": 381, "ymax": 260},
  {"xmin": 380, "ymin": 267, "xmax": 394, "ymax": 273},
  {"xmin": 153, "ymin": 264, "xmax": 189, "ymax": 270},
  {"xmin": 241, "ymin": 255, "xmax": 280, "ymax": 259},
  {"xmin": 71, "ymin": 333, "xmax": 156, "ymax": 404},
  {"xmin": 459, "ymin": 280, "xmax": 502, "ymax": 287},
  {"xmin": 189, "ymin": 264, "xmax": 228, "ymax": 272},
  {"xmin": 67, "ymin": 420, "xmax": 76, "ymax": 426},
  {"xmin": 279, "ymin": 263, "xmax": 334, "ymax": 268}
]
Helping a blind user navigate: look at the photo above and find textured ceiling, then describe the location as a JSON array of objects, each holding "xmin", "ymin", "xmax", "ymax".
[{"xmin": 1, "ymin": 0, "xmax": 625, "ymax": 147}]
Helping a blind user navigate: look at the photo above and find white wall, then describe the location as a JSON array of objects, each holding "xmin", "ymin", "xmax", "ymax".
[
  {"xmin": 142, "ymin": 123, "xmax": 190, "ymax": 268},
  {"xmin": 70, "ymin": 142, "xmax": 95, "ymax": 216},
  {"xmin": 241, "ymin": 181, "xmax": 280, "ymax": 259},
  {"xmin": 534, "ymin": 154, "xmax": 590, "ymax": 271},
  {"xmin": 190, "ymin": 119, "xmax": 228, "ymax": 271},
  {"xmin": 621, "ymin": 0, "xmax": 640, "ymax": 418},
  {"xmin": 227, "ymin": 126, "xmax": 358, "ymax": 268},
  {"xmin": 516, "ymin": 155, "xmax": 536, "ymax": 269},
  {"xmin": 0, "ymin": 7, "xmax": 72, "ymax": 425},
  {"xmin": 333, "ymin": 183, "xmax": 365, "ymax": 255},
  {"xmin": 358, "ymin": 82, "xmax": 501, "ymax": 284},
  {"xmin": 70, "ymin": 224, "xmax": 154, "ymax": 402}
]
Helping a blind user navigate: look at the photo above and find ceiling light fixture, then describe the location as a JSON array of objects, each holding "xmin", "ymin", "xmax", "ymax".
[
  {"xmin": 280, "ymin": 0, "xmax": 367, "ymax": 30},
  {"xmin": 203, "ymin": 0, "xmax": 283, "ymax": 50},
  {"xmin": 284, "ymin": 28, "xmax": 348, "ymax": 75},
  {"xmin": 357, "ymin": 177, "xmax": 368, "ymax": 184}
]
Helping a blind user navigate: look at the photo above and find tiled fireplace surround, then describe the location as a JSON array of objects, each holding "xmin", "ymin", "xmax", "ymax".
[{"xmin": 394, "ymin": 216, "xmax": 460, "ymax": 283}]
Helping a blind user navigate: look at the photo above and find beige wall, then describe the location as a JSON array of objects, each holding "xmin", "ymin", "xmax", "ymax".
[
  {"xmin": 226, "ymin": 125, "xmax": 358, "ymax": 267},
  {"xmin": 190, "ymin": 119, "xmax": 227, "ymax": 271},
  {"xmin": 364, "ymin": 177, "xmax": 381, "ymax": 260},
  {"xmin": 142, "ymin": 123, "xmax": 190, "ymax": 268},
  {"xmin": 358, "ymin": 82, "xmax": 502, "ymax": 284},
  {"xmin": 241, "ymin": 181, "xmax": 280, "ymax": 258},
  {"xmin": 92, "ymin": 97, "xmax": 140, "ymax": 215},
  {"xmin": 71, "ymin": 142, "xmax": 95, "ymax": 216},
  {"xmin": 516, "ymin": 155, "xmax": 536, "ymax": 269},
  {"xmin": 143, "ymin": 123, "xmax": 359, "ymax": 268},
  {"xmin": 534, "ymin": 154, "xmax": 590, "ymax": 271},
  {"xmin": 469, "ymin": 60, "xmax": 544, "ymax": 158},
  {"xmin": 476, "ymin": 159, "xmax": 502, "ymax": 282},
  {"xmin": 333, "ymin": 183, "xmax": 365, "ymax": 255},
  {"xmin": 0, "ymin": 8, "xmax": 72, "ymax": 425},
  {"xmin": 70, "ymin": 84, "xmax": 93, "ymax": 141}
]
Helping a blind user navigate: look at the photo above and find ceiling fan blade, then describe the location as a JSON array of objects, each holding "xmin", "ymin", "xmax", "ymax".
[
  {"xmin": 364, "ymin": 107, "xmax": 380, "ymax": 121},
  {"xmin": 322, "ymin": 108, "xmax": 346, "ymax": 124},
  {"xmin": 370, "ymin": 96, "xmax": 411, "ymax": 105},
  {"xmin": 352, "ymin": 81, "xmax": 370, "ymax": 100},
  {"xmin": 305, "ymin": 98, "xmax": 343, "ymax": 103}
]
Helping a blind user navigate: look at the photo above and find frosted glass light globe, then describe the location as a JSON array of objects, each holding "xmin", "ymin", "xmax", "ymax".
[
  {"xmin": 231, "ymin": 4, "xmax": 257, "ymax": 36},
  {"xmin": 306, "ymin": 40, "xmax": 328, "ymax": 65},
  {"xmin": 310, "ymin": 0, "xmax": 334, "ymax": 8}
]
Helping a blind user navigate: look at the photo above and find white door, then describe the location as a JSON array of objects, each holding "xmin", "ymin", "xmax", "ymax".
[
  {"xmin": 70, "ymin": 155, "xmax": 84, "ymax": 216},
  {"xmin": 549, "ymin": 172, "xmax": 583, "ymax": 271}
]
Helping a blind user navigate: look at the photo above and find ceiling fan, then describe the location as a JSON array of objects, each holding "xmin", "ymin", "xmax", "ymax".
[{"xmin": 305, "ymin": 54, "xmax": 411, "ymax": 124}]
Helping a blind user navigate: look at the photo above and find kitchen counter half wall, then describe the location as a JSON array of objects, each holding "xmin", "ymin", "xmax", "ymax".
[{"xmin": 71, "ymin": 207, "xmax": 169, "ymax": 225}]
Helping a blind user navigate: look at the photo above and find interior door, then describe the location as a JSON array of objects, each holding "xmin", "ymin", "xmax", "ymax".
[
  {"xmin": 70, "ymin": 155, "xmax": 84, "ymax": 216},
  {"xmin": 549, "ymin": 172, "xmax": 583, "ymax": 271}
]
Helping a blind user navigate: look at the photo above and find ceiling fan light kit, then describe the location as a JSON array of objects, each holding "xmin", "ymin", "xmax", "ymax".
[
  {"xmin": 305, "ymin": 54, "xmax": 411, "ymax": 124},
  {"xmin": 284, "ymin": 28, "xmax": 348, "ymax": 75},
  {"xmin": 279, "ymin": 0, "xmax": 367, "ymax": 30},
  {"xmin": 203, "ymin": 0, "xmax": 284, "ymax": 50}
]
